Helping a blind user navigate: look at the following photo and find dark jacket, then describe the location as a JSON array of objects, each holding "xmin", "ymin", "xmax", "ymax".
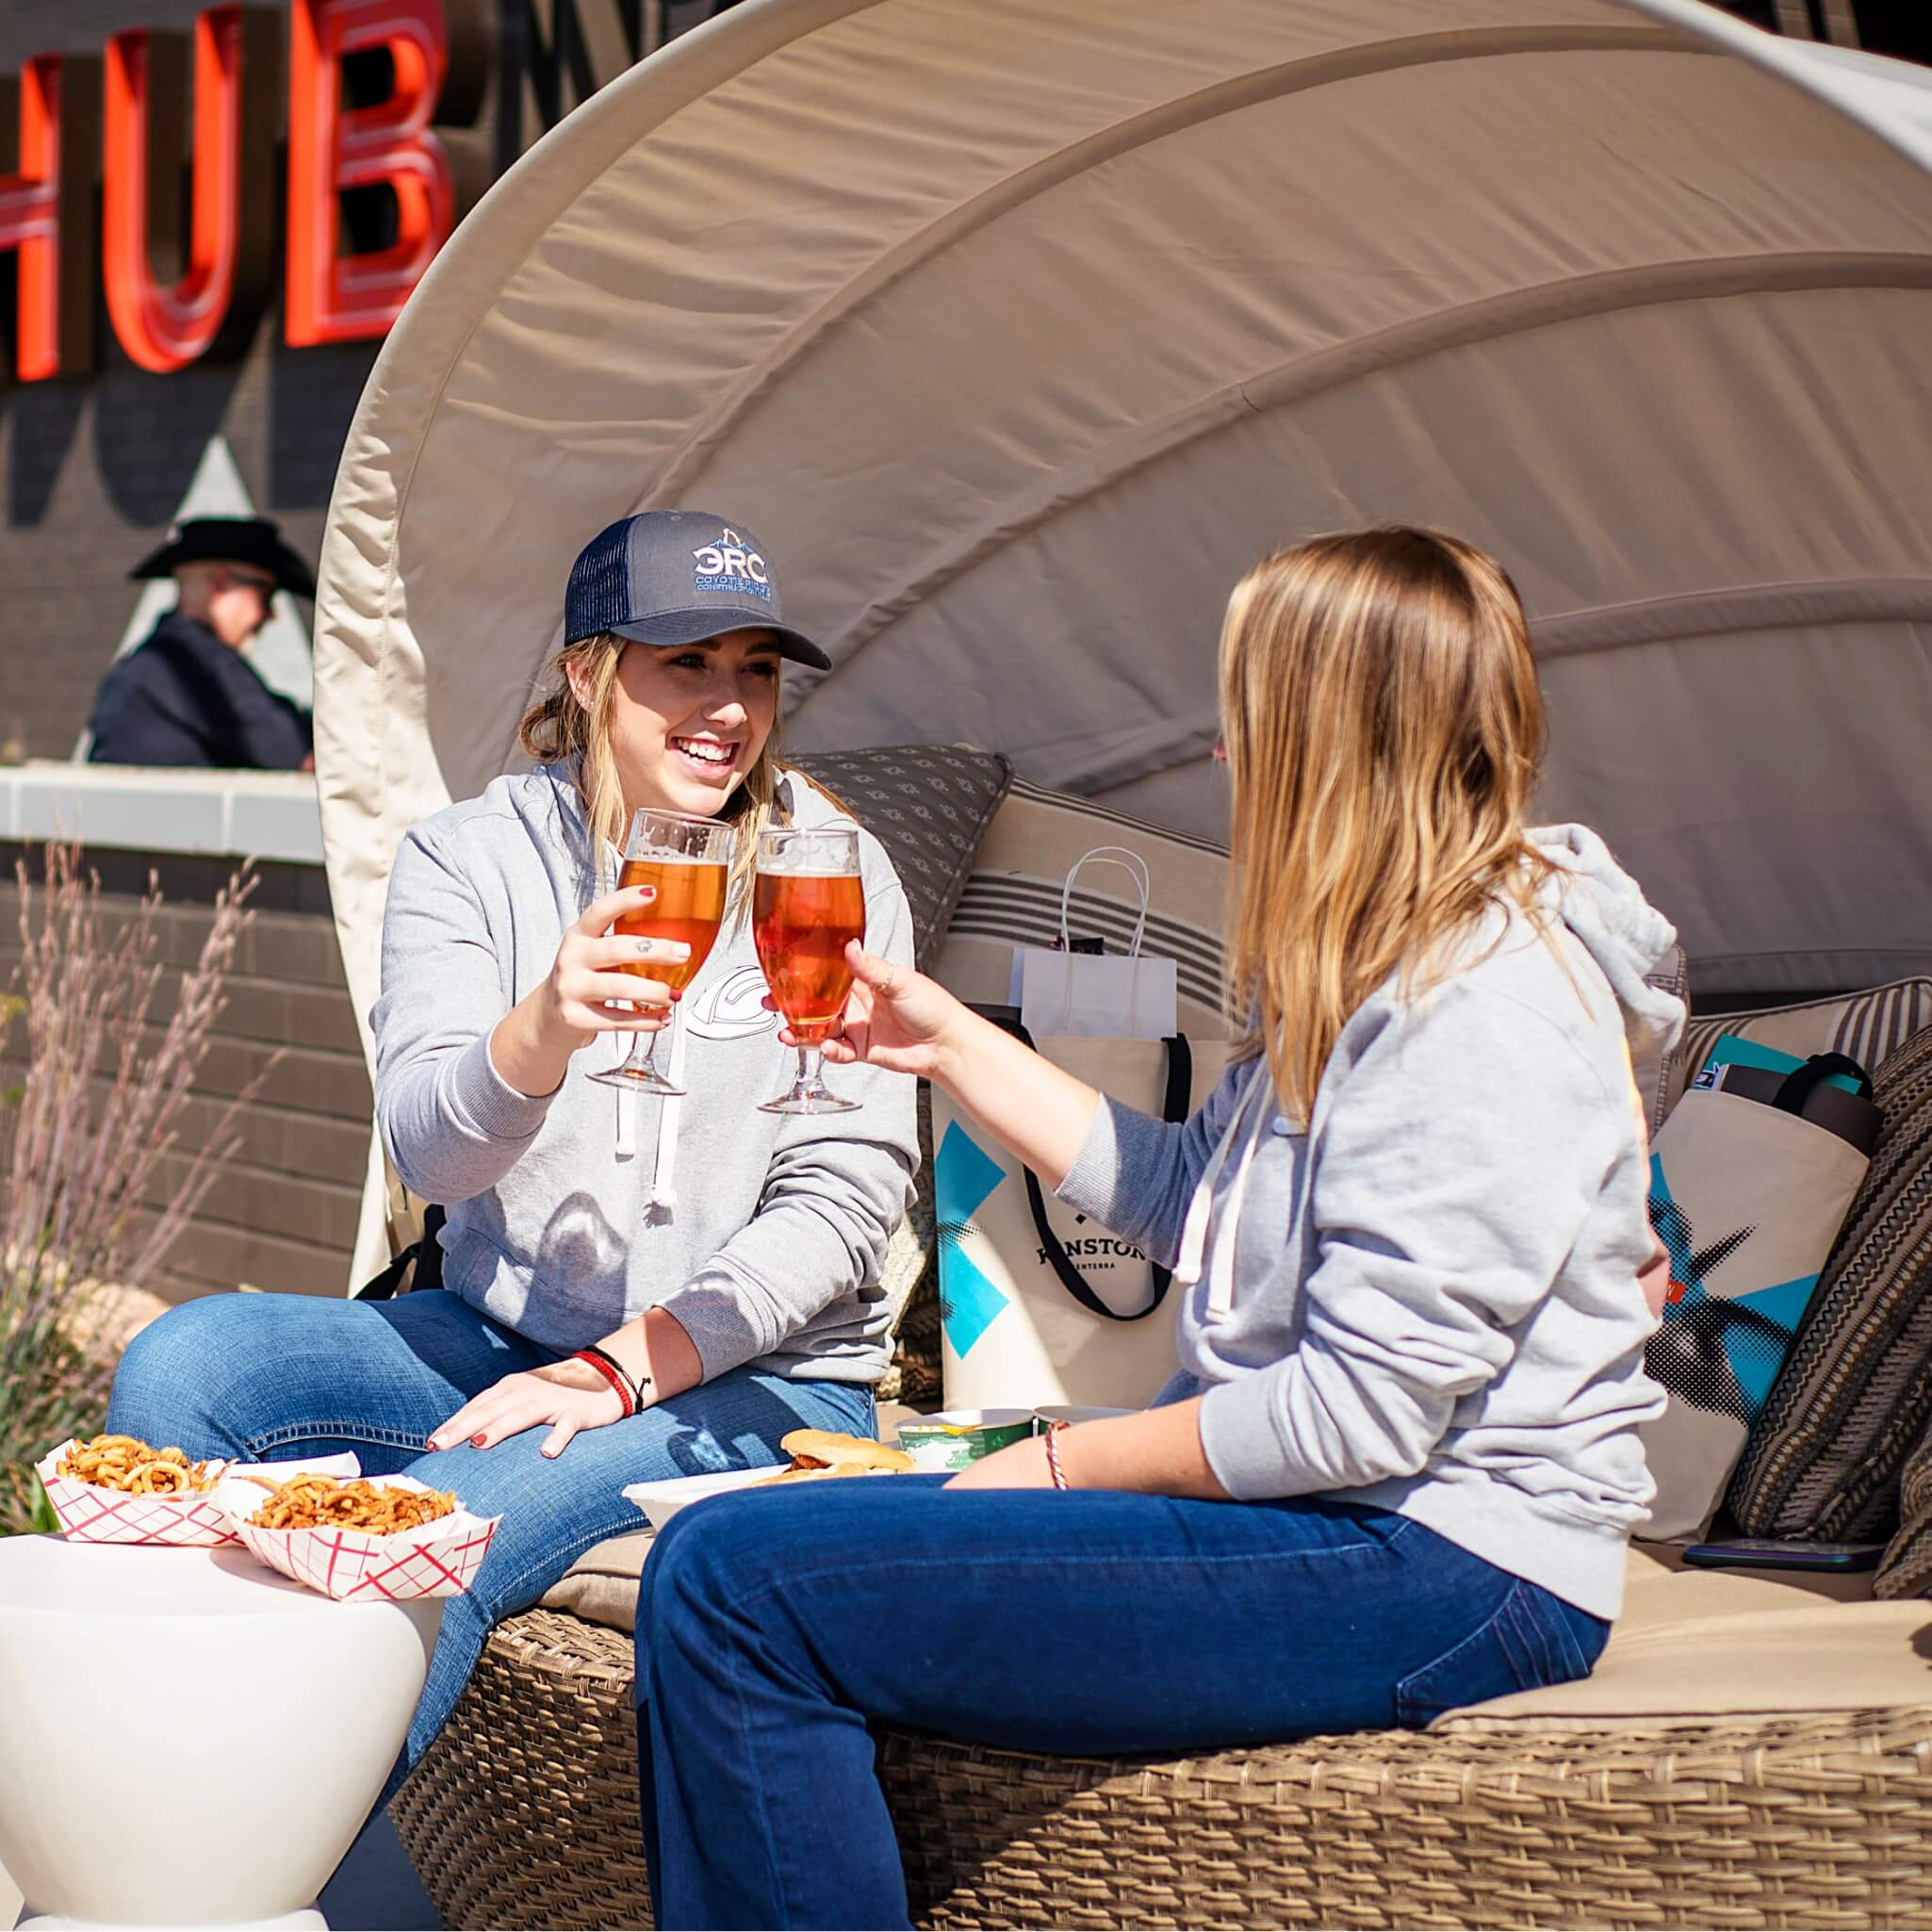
[{"xmin": 88, "ymin": 610, "xmax": 312, "ymax": 771}]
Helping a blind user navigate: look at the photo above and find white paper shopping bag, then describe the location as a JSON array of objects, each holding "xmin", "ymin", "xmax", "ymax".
[{"xmin": 1009, "ymin": 846, "xmax": 1178, "ymax": 1040}]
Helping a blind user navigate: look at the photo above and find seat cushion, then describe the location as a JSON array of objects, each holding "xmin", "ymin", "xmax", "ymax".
[
  {"xmin": 1434, "ymin": 1540, "xmax": 1932, "ymax": 1729},
  {"xmin": 1725, "ymin": 1021, "xmax": 1932, "ymax": 1541}
]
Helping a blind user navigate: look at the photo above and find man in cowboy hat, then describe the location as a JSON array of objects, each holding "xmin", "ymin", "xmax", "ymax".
[{"xmin": 88, "ymin": 516, "xmax": 317, "ymax": 770}]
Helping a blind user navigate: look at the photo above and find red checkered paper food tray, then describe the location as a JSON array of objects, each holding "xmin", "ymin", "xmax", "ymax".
[
  {"xmin": 39, "ymin": 1444, "xmax": 364, "ymax": 1547},
  {"xmin": 36, "ymin": 1438, "xmax": 237, "ymax": 1545},
  {"xmin": 234, "ymin": 1475, "xmax": 499, "ymax": 1601}
]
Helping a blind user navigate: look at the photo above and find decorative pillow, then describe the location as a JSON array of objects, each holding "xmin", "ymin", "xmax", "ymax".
[
  {"xmin": 1664, "ymin": 979, "xmax": 1932, "ymax": 1118},
  {"xmin": 1639, "ymin": 1052, "xmax": 1875, "ymax": 1541},
  {"xmin": 785, "ymin": 745, "xmax": 1010, "ymax": 965},
  {"xmin": 931, "ymin": 776, "xmax": 1230, "ymax": 1036},
  {"xmin": 1874, "ymin": 1403, "xmax": 1932, "ymax": 1599},
  {"xmin": 1726, "ymin": 1021, "xmax": 1932, "ymax": 1541}
]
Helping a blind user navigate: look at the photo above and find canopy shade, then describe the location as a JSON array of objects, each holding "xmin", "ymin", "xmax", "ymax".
[{"xmin": 315, "ymin": 0, "xmax": 1932, "ymax": 1048}]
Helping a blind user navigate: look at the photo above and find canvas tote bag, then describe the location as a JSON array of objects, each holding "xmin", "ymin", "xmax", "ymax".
[
  {"xmin": 934, "ymin": 1011, "xmax": 1230, "ymax": 1410},
  {"xmin": 1641, "ymin": 1049, "xmax": 1877, "ymax": 1540}
]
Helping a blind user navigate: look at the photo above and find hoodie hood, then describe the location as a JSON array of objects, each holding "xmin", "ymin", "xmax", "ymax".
[{"xmin": 1531, "ymin": 823, "xmax": 1684, "ymax": 1069}]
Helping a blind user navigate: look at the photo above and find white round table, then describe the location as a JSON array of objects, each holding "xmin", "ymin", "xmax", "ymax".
[{"xmin": 0, "ymin": 1537, "xmax": 442, "ymax": 1929}]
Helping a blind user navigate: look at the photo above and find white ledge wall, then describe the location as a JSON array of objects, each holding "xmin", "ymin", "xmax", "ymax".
[{"xmin": 0, "ymin": 764, "xmax": 325, "ymax": 865}]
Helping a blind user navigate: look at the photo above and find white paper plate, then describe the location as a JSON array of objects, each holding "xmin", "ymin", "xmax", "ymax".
[{"xmin": 623, "ymin": 1467, "xmax": 778, "ymax": 1531}]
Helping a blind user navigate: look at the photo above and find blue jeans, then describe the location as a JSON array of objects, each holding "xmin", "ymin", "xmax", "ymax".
[
  {"xmin": 106, "ymin": 1288, "xmax": 874, "ymax": 1781},
  {"xmin": 634, "ymin": 1480, "xmax": 1609, "ymax": 1930}
]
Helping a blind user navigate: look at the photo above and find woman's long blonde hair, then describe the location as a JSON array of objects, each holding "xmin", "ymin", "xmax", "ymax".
[
  {"xmin": 517, "ymin": 631, "xmax": 785, "ymax": 904},
  {"xmin": 1220, "ymin": 527, "xmax": 1556, "ymax": 1122}
]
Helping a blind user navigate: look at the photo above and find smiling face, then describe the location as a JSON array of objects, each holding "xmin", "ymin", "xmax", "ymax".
[{"xmin": 570, "ymin": 628, "xmax": 782, "ymax": 820}]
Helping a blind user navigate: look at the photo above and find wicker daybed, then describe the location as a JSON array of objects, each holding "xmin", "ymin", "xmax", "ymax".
[{"xmin": 393, "ymin": 1596, "xmax": 1932, "ymax": 1931}]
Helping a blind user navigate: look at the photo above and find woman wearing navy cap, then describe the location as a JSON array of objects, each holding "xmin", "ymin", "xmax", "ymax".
[{"xmin": 106, "ymin": 511, "xmax": 921, "ymax": 1785}]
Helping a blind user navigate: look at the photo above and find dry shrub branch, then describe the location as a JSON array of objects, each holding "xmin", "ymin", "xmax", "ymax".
[{"xmin": 0, "ymin": 846, "xmax": 264, "ymax": 1531}]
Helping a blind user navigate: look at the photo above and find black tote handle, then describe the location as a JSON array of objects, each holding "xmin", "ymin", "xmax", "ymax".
[
  {"xmin": 976, "ymin": 1007, "xmax": 1191, "ymax": 1324},
  {"xmin": 354, "ymin": 1203, "xmax": 447, "ymax": 1302},
  {"xmin": 1775, "ymin": 1052, "xmax": 1873, "ymax": 1115}
]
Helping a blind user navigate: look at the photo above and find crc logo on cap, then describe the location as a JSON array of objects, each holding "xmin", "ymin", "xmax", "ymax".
[{"xmin": 692, "ymin": 529, "xmax": 772, "ymax": 600}]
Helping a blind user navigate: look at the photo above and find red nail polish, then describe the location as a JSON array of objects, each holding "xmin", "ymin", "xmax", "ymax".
[{"xmin": 470, "ymin": 1433, "xmax": 487, "ymax": 1447}]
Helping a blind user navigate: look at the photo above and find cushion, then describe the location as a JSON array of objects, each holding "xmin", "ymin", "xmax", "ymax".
[
  {"xmin": 540, "ymin": 1402, "xmax": 930, "ymax": 1630},
  {"xmin": 785, "ymin": 747, "xmax": 1007, "ymax": 1342},
  {"xmin": 541, "ymin": 1528, "xmax": 656, "ymax": 1631},
  {"xmin": 1664, "ymin": 977, "xmax": 1932, "ymax": 1117},
  {"xmin": 1726, "ymin": 1021, "xmax": 1932, "ymax": 1541},
  {"xmin": 1875, "ymin": 1398, "xmax": 1932, "ymax": 1598},
  {"xmin": 1433, "ymin": 1541, "xmax": 1932, "ymax": 1729},
  {"xmin": 785, "ymin": 745, "xmax": 1010, "ymax": 965},
  {"xmin": 931, "ymin": 775, "xmax": 1230, "ymax": 1036}
]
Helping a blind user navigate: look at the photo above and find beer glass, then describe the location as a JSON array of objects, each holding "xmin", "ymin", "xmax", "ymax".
[
  {"xmin": 588, "ymin": 807, "xmax": 731, "ymax": 1095},
  {"xmin": 752, "ymin": 825, "xmax": 866, "ymax": 1115}
]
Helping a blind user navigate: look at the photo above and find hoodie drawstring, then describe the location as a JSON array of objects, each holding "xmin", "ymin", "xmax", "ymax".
[
  {"xmin": 649, "ymin": 1007, "xmax": 687, "ymax": 1211},
  {"xmin": 1175, "ymin": 1058, "xmax": 1272, "ymax": 1322}
]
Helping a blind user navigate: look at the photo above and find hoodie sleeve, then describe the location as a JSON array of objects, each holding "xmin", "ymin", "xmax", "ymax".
[
  {"xmin": 1199, "ymin": 982, "xmax": 1624, "ymax": 1500},
  {"xmin": 652, "ymin": 844, "xmax": 920, "ymax": 1381},
  {"xmin": 1055, "ymin": 1063, "xmax": 1256, "ymax": 1269},
  {"xmin": 372, "ymin": 825, "xmax": 561, "ymax": 1205}
]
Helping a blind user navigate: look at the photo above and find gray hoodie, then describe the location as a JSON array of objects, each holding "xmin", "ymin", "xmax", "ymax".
[
  {"xmin": 371, "ymin": 764, "xmax": 918, "ymax": 1381},
  {"xmin": 1058, "ymin": 827, "xmax": 1683, "ymax": 1619}
]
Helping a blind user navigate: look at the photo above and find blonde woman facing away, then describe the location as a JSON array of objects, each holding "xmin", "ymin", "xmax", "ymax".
[
  {"xmin": 106, "ymin": 512, "xmax": 918, "ymax": 1793},
  {"xmin": 630, "ymin": 528, "xmax": 1682, "ymax": 1929}
]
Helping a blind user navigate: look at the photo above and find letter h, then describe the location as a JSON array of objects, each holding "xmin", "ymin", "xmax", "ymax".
[{"xmin": 0, "ymin": 54, "xmax": 100, "ymax": 382}]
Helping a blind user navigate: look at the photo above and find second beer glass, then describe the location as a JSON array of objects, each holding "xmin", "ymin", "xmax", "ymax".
[
  {"xmin": 589, "ymin": 807, "xmax": 731, "ymax": 1095},
  {"xmin": 753, "ymin": 825, "xmax": 866, "ymax": 1115}
]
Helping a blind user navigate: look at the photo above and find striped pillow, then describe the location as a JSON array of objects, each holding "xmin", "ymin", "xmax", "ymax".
[
  {"xmin": 931, "ymin": 778, "xmax": 1230, "ymax": 1036},
  {"xmin": 1727, "ymin": 1020, "xmax": 1932, "ymax": 1543},
  {"xmin": 1875, "ymin": 1400, "xmax": 1932, "ymax": 1599},
  {"xmin": 1664, "ymin": 979, "xmax": 1932, "ymax": 1118}
]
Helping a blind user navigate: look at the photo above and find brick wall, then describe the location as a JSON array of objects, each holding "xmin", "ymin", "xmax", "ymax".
[{"xmin": 0, "ymin": 843, "xmax": 370, "ymax": 1302}]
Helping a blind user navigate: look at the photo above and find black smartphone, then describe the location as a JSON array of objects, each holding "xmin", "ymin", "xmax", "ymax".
[{"xmin": 1680, "ymin": 1537, "xmax": 1884, "ymax": 1572}]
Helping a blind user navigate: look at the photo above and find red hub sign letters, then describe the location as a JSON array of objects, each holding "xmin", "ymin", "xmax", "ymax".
[{"xmin": 2, "ymin": 0, "xmax": 485, "ymax": 381}]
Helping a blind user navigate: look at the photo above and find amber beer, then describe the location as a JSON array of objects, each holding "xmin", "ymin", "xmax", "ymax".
[
  {"xmin": 616, "ymin": 857, "xmax": 729, "ymax": 1001},
  {"xmin": 752, "ymin": 871, "xmax": 866, "ymax": 1042}
]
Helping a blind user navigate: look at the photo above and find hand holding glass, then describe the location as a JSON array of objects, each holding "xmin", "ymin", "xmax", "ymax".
[
  {"xmin": 753, "ymin": 826, "xmax": 866, "ymax": 1115},
  {"xmin": 588, "ymin": 807, "xmax": 731, "ymax": 1095}
]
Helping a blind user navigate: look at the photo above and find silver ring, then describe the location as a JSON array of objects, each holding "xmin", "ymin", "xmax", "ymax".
[
  {"xmin": 877, "ymin": 971, "xmax": 897, "ymax": 997},
  {"xmin": 635, "ymin": 937, "xmax": 655, "ymax": 957}
]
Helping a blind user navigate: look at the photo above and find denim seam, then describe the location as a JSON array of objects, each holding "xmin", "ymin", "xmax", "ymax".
[
  {"xmin": 716, "ymin": 1595, "xmax": 800, "ymax": 1925},
  {"xmin": 701, "ymin": 1537, "xmax": 1394, "ymax": 1612},
  {"xmin": 1394, "ymin": 1583, "xmax": 1525, "ymax": 1727}
]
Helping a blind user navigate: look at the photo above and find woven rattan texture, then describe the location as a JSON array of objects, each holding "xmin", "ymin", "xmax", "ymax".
[
  {"xmin": 1729, "ymin": 1023, "xmax": 1932, "ymax": 1541},
  {"xmin": 391, "ymin": 1606, "xmax": 1932, "ymax": 1930}
]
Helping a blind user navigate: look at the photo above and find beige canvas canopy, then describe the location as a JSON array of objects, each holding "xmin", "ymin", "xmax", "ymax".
[{"xmin": 315, "ymin": 0, "xmax": 1932, "ymax": 1058}]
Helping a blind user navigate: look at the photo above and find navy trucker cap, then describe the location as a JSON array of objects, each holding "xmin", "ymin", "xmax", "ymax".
[{"xmin": 564, "ymin": 511, "xmax": 831, "ymax": 671}]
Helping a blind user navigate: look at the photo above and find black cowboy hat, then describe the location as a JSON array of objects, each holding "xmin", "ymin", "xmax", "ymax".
[{"xmin": 129, "ymin": 516, "xmax": 318, "ymax": 600}]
